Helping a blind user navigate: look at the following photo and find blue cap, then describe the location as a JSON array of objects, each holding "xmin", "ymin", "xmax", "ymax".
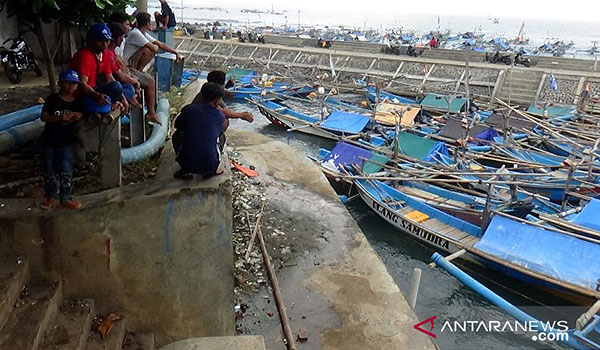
[
  {"xmin": 88, "ymin": 23, "xmax": 112, "ymax": 41},
  {"xmin": 58, "ymin": 69, "xmax": 80, "ymax": 83}
]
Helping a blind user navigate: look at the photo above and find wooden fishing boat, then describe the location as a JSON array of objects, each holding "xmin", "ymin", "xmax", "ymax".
[
  {"xmin": 357, "ymin": 177, "xmax": 600, "ymax": 304},
  {"xmin": 249, "ymin": 97, "xmax": 372, "ymax": 140}
]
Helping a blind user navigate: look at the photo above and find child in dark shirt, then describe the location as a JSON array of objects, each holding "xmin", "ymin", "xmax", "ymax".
[
  {"xmin": 40, "ymin": 69, "xmax": 84, "ymax": 210},
  {"xmin": 173, "ymin": 82, "xmax": 226, "ymax": 180}
]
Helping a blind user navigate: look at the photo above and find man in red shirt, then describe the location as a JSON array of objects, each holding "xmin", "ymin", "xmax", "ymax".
[{"xmin": 69, "ymin": 23, "xmax": 127, "ymax": 114}]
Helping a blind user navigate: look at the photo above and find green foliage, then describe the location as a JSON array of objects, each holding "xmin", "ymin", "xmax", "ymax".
[{"xmin": 0, "ymin": 0, "xmax": 135, "ymax": 30}]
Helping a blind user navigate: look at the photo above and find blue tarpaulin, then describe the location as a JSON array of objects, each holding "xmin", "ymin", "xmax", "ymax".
[
  {"xmin": 424, "ymin": 142, "xmax": 450, "ymax": 163},
  {"xmin": 321, "ymin": 141, "xmax": 373, "ymax": 172},
  {"xmin": 572, "ymin": 199, "xmax": 600, "ymax": 232},
  {"xmin": 320, "ymin": 111, "xmax": 370, "ymax": 134},
  {"xmin": 475, "ymin": 215, "xmax": 600, "ymax": 290},
  {"xmin": 476, "ymin": 128, "xmax": 500, "ymax": 142},
  {"xmin": 526, "ymin": 104, "xmax": 575, "ymax": 117}
]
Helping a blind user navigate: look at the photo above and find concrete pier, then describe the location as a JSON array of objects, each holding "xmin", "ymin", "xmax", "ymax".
[
  {"xmin": 228, "ymin": 128, "xmax": 436, "ymax": 350},
  {"xmin": 0, "ymin": 155, "xmax": 235, "ymax": 346}
]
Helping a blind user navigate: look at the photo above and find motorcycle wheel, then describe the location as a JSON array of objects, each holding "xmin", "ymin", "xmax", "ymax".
[
  {"xmin": 490, "ymin": 57, "xmax": 498, "ymax": 63},
  {"xmin": 33, "ymin": 62, "xmax": 43, "ymax": 77},
  {"xmin": 4, "ymin": 62, "xmax": 21, "ymax": 84},
  {"xmin": 503, "ymin": 57, "xmax": 512, "ymax": 65},
  {"xmin": 523, "ymin": 61, "xmax": 531, "ymax": 67}
]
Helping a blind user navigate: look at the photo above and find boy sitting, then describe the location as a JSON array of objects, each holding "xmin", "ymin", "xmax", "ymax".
[
  {"xmin": 172, "ymin": 82, "xmax": 226, "ymax": 179},
  {"xmin": 40, "ymin": 69, "xmax": 84, "ymax": 210}
]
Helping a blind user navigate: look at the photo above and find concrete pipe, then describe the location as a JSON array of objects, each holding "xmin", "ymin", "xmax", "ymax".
[
  {"xmin": 0, "ymin": 120, "xmax": 44, "ymax": 154},
  {"xmin": 0, "ymin": 105, "xmax": 42, "ymax": 132},
  {"xmin": 121, "ymin": 98, "xmax": 170, "ymax": 164}
]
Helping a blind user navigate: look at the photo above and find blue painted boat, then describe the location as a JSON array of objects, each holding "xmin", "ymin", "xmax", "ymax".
[
  {"xmin": 355, "ymin": 178, "xmax": 482, "ymax": 253},
  {"xmin": 365, "ymin": 85, "xmax": 417, "ymax": 105},
  {"xmin": 432, "ymin": 252, "xmax": 600, "ymax": 347},
  {"xmin": 250, "ymin": 98, "xmax": 371, "ymax": 140}
]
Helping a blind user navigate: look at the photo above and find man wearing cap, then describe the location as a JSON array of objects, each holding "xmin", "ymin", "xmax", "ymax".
[
  {"xmin": 69, "ymin": 23, "xmax": 128, "ymax": 115},
  {"xmin": 40, "ymin": 69, "xmax": 85, "ymax": 210}
]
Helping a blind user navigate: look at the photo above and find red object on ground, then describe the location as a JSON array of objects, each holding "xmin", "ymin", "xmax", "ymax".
[{"xmin": 231, "ymin": 160, "xmax": 259, "ymax": 177}]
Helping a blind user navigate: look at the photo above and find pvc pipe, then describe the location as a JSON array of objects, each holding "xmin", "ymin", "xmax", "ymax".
[
  {"xmin": 431, "ymin": 253, "xmax": 585, "ymax": 349},
  {"xmin": 408, "ymin": 268, "xmax": 422, "ymax": 309},
  {"xmin": 0, "ymin": 105, "xmax": 42, "ymax": 132},
  {"xmin": 121, "ymin": 98, "xmax": 169, "ymax": 164},
  {"xmin": 0, "ymin": 120, "xmax": 44, "ymax": 154}
]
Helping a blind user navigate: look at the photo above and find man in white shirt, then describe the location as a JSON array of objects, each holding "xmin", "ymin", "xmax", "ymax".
[{"xmin": 124, "ymin": 12, "xmax": 182, "ymax": 71}]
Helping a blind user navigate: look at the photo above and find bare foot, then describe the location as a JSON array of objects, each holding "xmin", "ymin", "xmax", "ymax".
[
  {"xmin": 130, "ymin": 95, "xmax": 143, "ymax": 109},
  {"xmin": 145, "ymin": 112, "xmax": 162, "ymax": 125},
  {"xmin": 216, "ymin": 168, "xmax": 224, "ymax": 175}
]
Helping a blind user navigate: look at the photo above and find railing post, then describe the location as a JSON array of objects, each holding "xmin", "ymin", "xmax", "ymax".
[
  {"xmin": 130, "ymin": 95, "xmax": 146, "ymax": 146},
  {"xmin": 100, "ymin": 116, "xmax": 122, "ymax": 188}
]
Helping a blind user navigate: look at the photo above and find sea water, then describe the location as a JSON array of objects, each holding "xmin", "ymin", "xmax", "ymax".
[{"xmin": 147, "ymin": 1, "xmax": 600, "ymax": 54}]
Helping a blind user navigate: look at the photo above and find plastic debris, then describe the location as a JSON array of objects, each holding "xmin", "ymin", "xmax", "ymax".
[{"xmin": 98, "ymin": 313, "xmax": 122, "ymax": 338}]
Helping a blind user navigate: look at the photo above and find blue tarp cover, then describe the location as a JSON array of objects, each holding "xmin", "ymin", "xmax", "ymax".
[
  {"xmin": 321, "ymin": 141, "xmax": 373, "ymax": 172},
  {"xmin": 420, "ymin": 94, "xmax": 466, "ymax": 113},
  {"xmin": 320, "ymin": 111, "xmax": 370, "ymax": 134},
  {"xmin": 424, "ymin": 142, "xmax": 450, "ymax": 163},
  {"xmin": 572, "ymin": 199, "xmax": 600, "ymax": 232},
  {"xmin": 475, "ymin": 215, "xmax": 600, "ymax": 290},
  {"xmin": 476, "ymin": 128, "xmax": 500, "ymax": 142},
  {"xmin": 526, "ymin": 104, "xmax": 575, "ymax": 117}
]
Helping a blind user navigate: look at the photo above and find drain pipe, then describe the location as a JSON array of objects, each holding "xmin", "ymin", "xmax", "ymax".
[
  {"xmin": 0, "ymin": 120, "xmax": 44, "ymax": 154},
  {"xmin": 121, "ymin": 98, "xmax": 170, "ymax": 164},
  {"xmin": 0, "ymin": 105, "xmax": 42, "ymax": 132}
]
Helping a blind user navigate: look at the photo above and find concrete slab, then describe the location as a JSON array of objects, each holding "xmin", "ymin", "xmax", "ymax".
[
  {"xmin": 160, "ymin": 336, "xmax": 266, "ymax": 350},
  {"xmin": 228, "ymin": 129, "xmax": 436, "ymax": 350}
]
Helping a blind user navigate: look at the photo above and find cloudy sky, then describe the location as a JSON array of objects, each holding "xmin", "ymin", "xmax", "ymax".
[{"xmin": 178, "ymin": 0, "xmax": 600, "ymax": 22}]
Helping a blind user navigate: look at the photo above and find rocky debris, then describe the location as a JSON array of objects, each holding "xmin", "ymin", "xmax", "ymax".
[{"xmin": 229, "ymin": 146, "xmax": 298, "ymax": 335}]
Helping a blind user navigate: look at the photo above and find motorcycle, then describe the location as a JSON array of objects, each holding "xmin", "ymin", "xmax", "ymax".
[
  {"xmin": 0, "ymin": 37, "xmax": 42, "ymax": 84},
  {"xmin": 514, "ymin": 50, "xmax": 532, "ymax": 67},
  {"xmin": 407, "ymin": 45, "xmax": 424, "ymax": 57},
  {"xmin": 489, "ymin": 50, "xmax": 512, "ymax": 65},
  {"xmin": 381, "ymin": 44, "xmax": 400, "ymax": 55}
]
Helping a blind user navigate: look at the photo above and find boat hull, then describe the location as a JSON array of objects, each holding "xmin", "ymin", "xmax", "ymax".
[{"xmin": 355, "ymin": 180, "xmax": 466, "ymax": 254}]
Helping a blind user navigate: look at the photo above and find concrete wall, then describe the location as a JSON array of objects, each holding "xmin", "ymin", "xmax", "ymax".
[
  {"xmin": 0, "ymin": 168, "xmax": 234, "ymax": 346},
  {"xmin": 0, "ymin": 7, "xmax": 18, "ymax": 48}
]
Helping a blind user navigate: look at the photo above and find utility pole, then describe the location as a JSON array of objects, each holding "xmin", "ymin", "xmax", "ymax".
[
  {"xmin": 180, "ymin": 0, "xmax": 184, "ymax": 25},
  {"xmin": 136, "ymin": 0, "xmax": 147, "ymax": 13}
]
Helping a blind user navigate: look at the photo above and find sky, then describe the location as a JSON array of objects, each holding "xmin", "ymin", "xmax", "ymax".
[{"xmin": 173, "ymin": 0, "xmax": 600, "ymax": 22}]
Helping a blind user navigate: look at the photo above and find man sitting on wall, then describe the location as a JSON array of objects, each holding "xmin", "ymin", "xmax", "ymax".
[
  {"xmin": 172, "ymin": 82, "xmax": 226, "ymax": 180},
  {"xmin": 108, "ymin": 13, "xmax": 161, "ymax": 124},
  {"xmin": 154, "ymin": 0, "xmax": 177, "ymax": 31},
  {"xmin": 69, "ymin": 23, "xmax": 128, "ymax": 115},
  {"xmin": 123, "ymin": 12, "xmax": 182, "ymax": 71}
]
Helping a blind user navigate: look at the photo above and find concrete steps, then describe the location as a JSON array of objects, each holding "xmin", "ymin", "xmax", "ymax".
[
  {"xmin": 40, "ymin": 299, "xmax": 95, "ymax": 350},
  {"xmin": 497, "ymin": 70, "xmax": 543, "ymax": 104},
  {"xmin": 0, "ymin": 259, "xmax": 29, "ymax": 333},
  {"xmin": 0, "ymin": 278, "xmax": 63, "ymax": 350},
  {"xmin": 122, "ymin": 332, "xmax": 155, "ymax": 350},
  {"xmin": 0, "ymin": 258, "xmax": 147, "ymax": 350},
  {"xmin": 87, "ymin": 317, "xmax": 126, "ymax": 350}
]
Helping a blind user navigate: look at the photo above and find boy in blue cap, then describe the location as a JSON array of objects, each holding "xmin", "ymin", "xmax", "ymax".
[{"xmin": 40, "ymin": 69, "xmax": 84, "ymax": 210}]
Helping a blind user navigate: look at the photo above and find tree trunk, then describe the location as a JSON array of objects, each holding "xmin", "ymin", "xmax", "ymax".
[{"xmin": 34, "ymin": 19, "xmax": 58, "ymax": 93}]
